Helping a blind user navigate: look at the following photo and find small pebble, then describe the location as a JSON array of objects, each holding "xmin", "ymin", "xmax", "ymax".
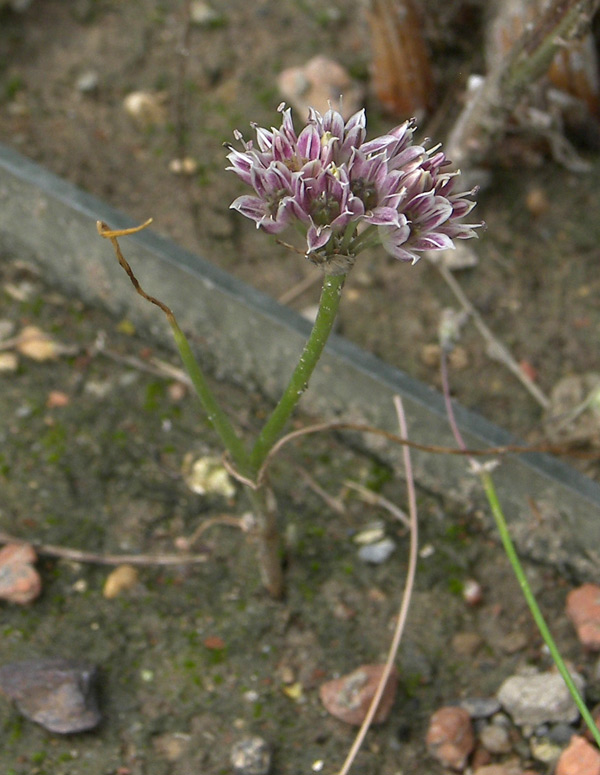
[
  {"xmin": 452, "ymin": 632, "xmax": 483, "ymax": 657},
  {"xmin": 358, "ymin": 538, "xmax": 395, "ymax": 564},
  {"xmin": 230, "ymin": 736, "xmax": 272, "ymax": 775},
  {"xmin": 76, "ymin": 70, "xmax": 99, "ymax": 93},
  {"xmin": 0, "ymin": 318, "xmax": 16, "ymax": 340},
  {"xmin": 566, "ymin": 583, "xmax": 600, "ymax": 651},
  {"xmin": 0, "ymin": 659, "xmax": 101, "ymax": 733},
  {"xmin": 123, "ymin": 91, "xmax": 166, "ymax": 129},
  {"xmin": 0, "ymin": 543, "xmax": 42, "ymax": 604},
  {"xmin": 190, "ymin": 1, "xmax": 225, "ymax": 26},
  {"xmin": 529, "ymin": 736, "xmax": 563, "ymax": 764},
  {"xmin": 16, "ymin": 325, "xmax": 58, "ymax": 361},
  {"xmin": 473, "ymin": 765, "xmax": 521, "ymax": 775},
  {"xmin": 277, "ymin": 56, "xmax": 363, "ymax": 120},
  {"xmin": 548, "ymin": 722, "xmax": 576, "ymax": 745},
  {"xmin": 463, "ymin": 578, "xmax": 483, "ymax": 606},
  {"xmin": 353, "ymin": 522, "xmax": 385, "ymax": 545},
  {"xmin": 152, "ymin": 731, "xmax": 191, "ymax": 762},
  {"xmin": 319, "ymin": 664, "xmax": 397, "ymax": 726},
  {"xmin": 498, "ymin": 668, "xmax": 585, "ymax": 726},
  {"xmin": 460, "ymin": 697, "xmax": 501, "ymax": 719},
  {"xmin": 479, "ymin": 722, "xmax": 512, "ymax": 754},
  {"xmin": 525, "ymin": 187, "xmax": 550, "ymax": 218},
  {"xmin": 556, "ymin": 734, "xmax": 600, "ymax": 775},
  {"xmin": 426, "ymin": 706, "xmax": 475, "ymax": 771},
  {"xmin": 497, "ymin": 631, "xmax": 528, "ymax": 654},
  {"xmin": 46, "ymin": 390, "xmax": 70, "ymax": 408},
  {"xmin": 168, "ymin": 157, "xmax": 198, "ymax": 175},
  {"xmin": 0, "ymin": 351, "xmax": 18, "ymax": 372},
  {"xmin": 103, "ymin": 564, "xmax": 139, "ymax": 599}
]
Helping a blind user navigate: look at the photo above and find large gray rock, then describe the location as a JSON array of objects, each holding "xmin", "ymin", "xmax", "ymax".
[
  {"xmin": 498, "ymin": 668, "xmax": 585, "ymax": 727},
  {"xmin": 0, "ymin": 658, "xmax": 101, "ymax": 733}
]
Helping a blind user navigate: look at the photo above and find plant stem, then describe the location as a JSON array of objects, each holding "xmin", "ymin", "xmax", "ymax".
[
  {"xmin": 97, "ymin": 220, "xmax": 250, "ymax": 472},
  {"xmin": 481, "ymin": 470, "xmax": 600, "ymax": 747},
  {"xmin": 247, "ymin": 483, "xmax": 284, "ymax": 599},
  {"xmin": 249, "ymin": 272, "xmax": 346, "ymax": 471},
  {"xmin": 169, "ymin": 321, "xmax": 249, "ymax": 470},
  {"xmin": 440, "ymin": 351, "xmax": 600, "ymax": 746}
]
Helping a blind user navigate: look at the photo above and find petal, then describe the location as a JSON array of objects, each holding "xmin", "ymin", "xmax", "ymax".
[
  {"xmin": 226, "ymin": 151, "xmax": 254, "ymax": 186},
  {"xmin": 323, "ymin": 108, "xmax": 345, "ymax": 139},
  {"xmin": 378, "ymin": 220, "xmax": 411, "ymax": 257},
  {"xmin": 450, "ymin": 197, "xmax": 477, "ymax": 219},
  {"xmin": 253, "ymin": 125, "xmax": 273, "ymax": 152},
  {"xmin": 272, "ymin": 132, "xmax": 295, "ymax": 162},
  {"xmin": 411, "ymin": 232, "xmax": 455, "ymax": 251},
  {"xmin": 360, "ymin": 135, "xmax": 397, "ymax": 157},
  {"xmin": 344, "ymin": 108, "xmax": 366, "ymax": 133},
  {"xmin": 387, "ymin": 145, "xmax": 425, "ymax": 172},
  {"xmin": 279, "ymin": 106, "xmax": 297, "ymax": 144},
  {"xmin": 230, "ymin": 195, "xmax": 267, "ymax": 222},
  {"xmin": 297, "ymin": 124, "xmax": 321, "ymax": 161},
  {"xmin": 307, "ymin": 223, "xmax": 332, "ymax": 252},
  {"xmin": 363, "ymin": 206, "xmax": 401, "ymax": 227},
  {"xmin": 425, "ymin": 197, "xmax": 454, "ymax": 229}
]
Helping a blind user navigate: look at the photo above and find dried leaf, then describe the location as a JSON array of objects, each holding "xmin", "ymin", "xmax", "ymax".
[{"xmin": 367, "ymin": 0, "xmax": 434, "ymax": 119}]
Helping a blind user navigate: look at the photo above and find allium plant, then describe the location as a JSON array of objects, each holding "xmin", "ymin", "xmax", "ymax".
[
  {"xmin": 101, "ymin": 104, "xmax": 481, "ymax": 599},
  {"xmin": 227, "ymin": 103, "xmax": 481, "ymax": 273}
]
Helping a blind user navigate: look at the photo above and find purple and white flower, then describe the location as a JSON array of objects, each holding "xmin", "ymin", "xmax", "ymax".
[{"xmin": 227, "ymin": 103, "xmax": 483, "ymax": 273}]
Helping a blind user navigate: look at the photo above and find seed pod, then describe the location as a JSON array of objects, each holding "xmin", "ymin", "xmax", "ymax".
[{"xmin": 366, "ymin": 0, "xmax": 434, "ymax": 120}]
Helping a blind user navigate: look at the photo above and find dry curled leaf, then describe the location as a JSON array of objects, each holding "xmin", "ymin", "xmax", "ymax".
[{"xmin": 366, "ymin": 0, "xmax": 434, "ymax": 120}]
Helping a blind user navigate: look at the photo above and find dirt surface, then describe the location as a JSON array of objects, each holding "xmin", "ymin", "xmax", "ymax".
[
  {"xmin": 0, "ymin": 238, "xmax": 591, "ymax": 775},
  {"xmin": 1, "ymin": 1, "xmax": 600, "ymax": 773}
]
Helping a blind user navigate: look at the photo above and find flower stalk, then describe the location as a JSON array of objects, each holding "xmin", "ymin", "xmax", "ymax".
[
  {"xmin": 439, "ymin": 349, "xmax": 600, "ymax": 747},
  {"xmin": 480, "ymin": 469, "xmax": 600, "ymax": 749},
  {"xmin": 100, "ymin": 103, "xmax": 481, "ymax": 597},
  {"xmin": 249, "ymin": 272, "xmax": 346, "ymax": 471}
]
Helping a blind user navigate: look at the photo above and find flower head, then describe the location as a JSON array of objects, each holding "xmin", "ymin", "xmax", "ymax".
[{"xmin": 227, "ymin": 103, "xmax": 483, "ymax": 274}]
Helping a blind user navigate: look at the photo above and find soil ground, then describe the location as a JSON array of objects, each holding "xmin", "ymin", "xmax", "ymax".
[{"xmin": 0, "ymin": 2, "xmax": 599, "ymax": 773}]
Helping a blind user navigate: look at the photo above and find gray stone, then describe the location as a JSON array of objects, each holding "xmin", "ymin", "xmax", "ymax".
[
  {"xmin": 0, "ymin": 658, "xmax": 101, "ymax": 733},
  {"xmin": 460, "ymin": 696, "xmax": 501, "ymax": 719},
  {"xmin": 479, "ymin": 722, "xmax": 513, "ymax": 754},
  {"xmin": 358, "ymin": 538, "xmax": 396, "ymax": 565},
  {"xmin": 231, "ymin": 736, "xmax": 271, "ymax": 775},
  {"xmin": 497, "ymin": 669, "xmax": 585, "ymax": 727},
  {"xmin": 548, "ymin": 721, "xmax": 576, "ymax": 745}
]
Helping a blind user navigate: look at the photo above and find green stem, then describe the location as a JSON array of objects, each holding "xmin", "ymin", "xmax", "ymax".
[
  {"xmin": 480, "ymin": 470, "xmax": 600, "ymax": 748},
  {"xmin": 169, "ymin": 320, "xmax": 249, "ymax": 471},
  {"xmin": 249, "ymin": 272, "xmax": 346, "ymax": 471}
]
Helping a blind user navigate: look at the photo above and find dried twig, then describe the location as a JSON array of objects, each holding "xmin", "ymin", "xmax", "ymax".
[
  {"xmin": 252, "ymin": 419, "xmax": 593, "ymax": 489},
  {"xmin": 277, "ymin": 271, "xmax": 322, "ymax": 306},
  {"xmin": 338, "ymin": 395, "xmax": 419, "ymax": 775},
  {"xmin": 433, "ymin": 260, "xmax": 551, "ymax": 410},
  {"xmin": 175, "ymin": 513, "xmax": 250, "ymax": 551},
  {"xmin": 295, "ymin": 464, "xmax": 346, "ymax": 516},
  {"xmin": 344, "ymin": 480, "xmax": 410, "ymax": 529},
  {"xmin": 0, "ymin": 531, "xmax": 209, "ymax": 566}
]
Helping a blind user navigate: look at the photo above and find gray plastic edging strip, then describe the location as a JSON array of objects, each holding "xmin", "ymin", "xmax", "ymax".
[{"xmin": 1, "ymin": 141, "xmax": 599, "ymax": 578}]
